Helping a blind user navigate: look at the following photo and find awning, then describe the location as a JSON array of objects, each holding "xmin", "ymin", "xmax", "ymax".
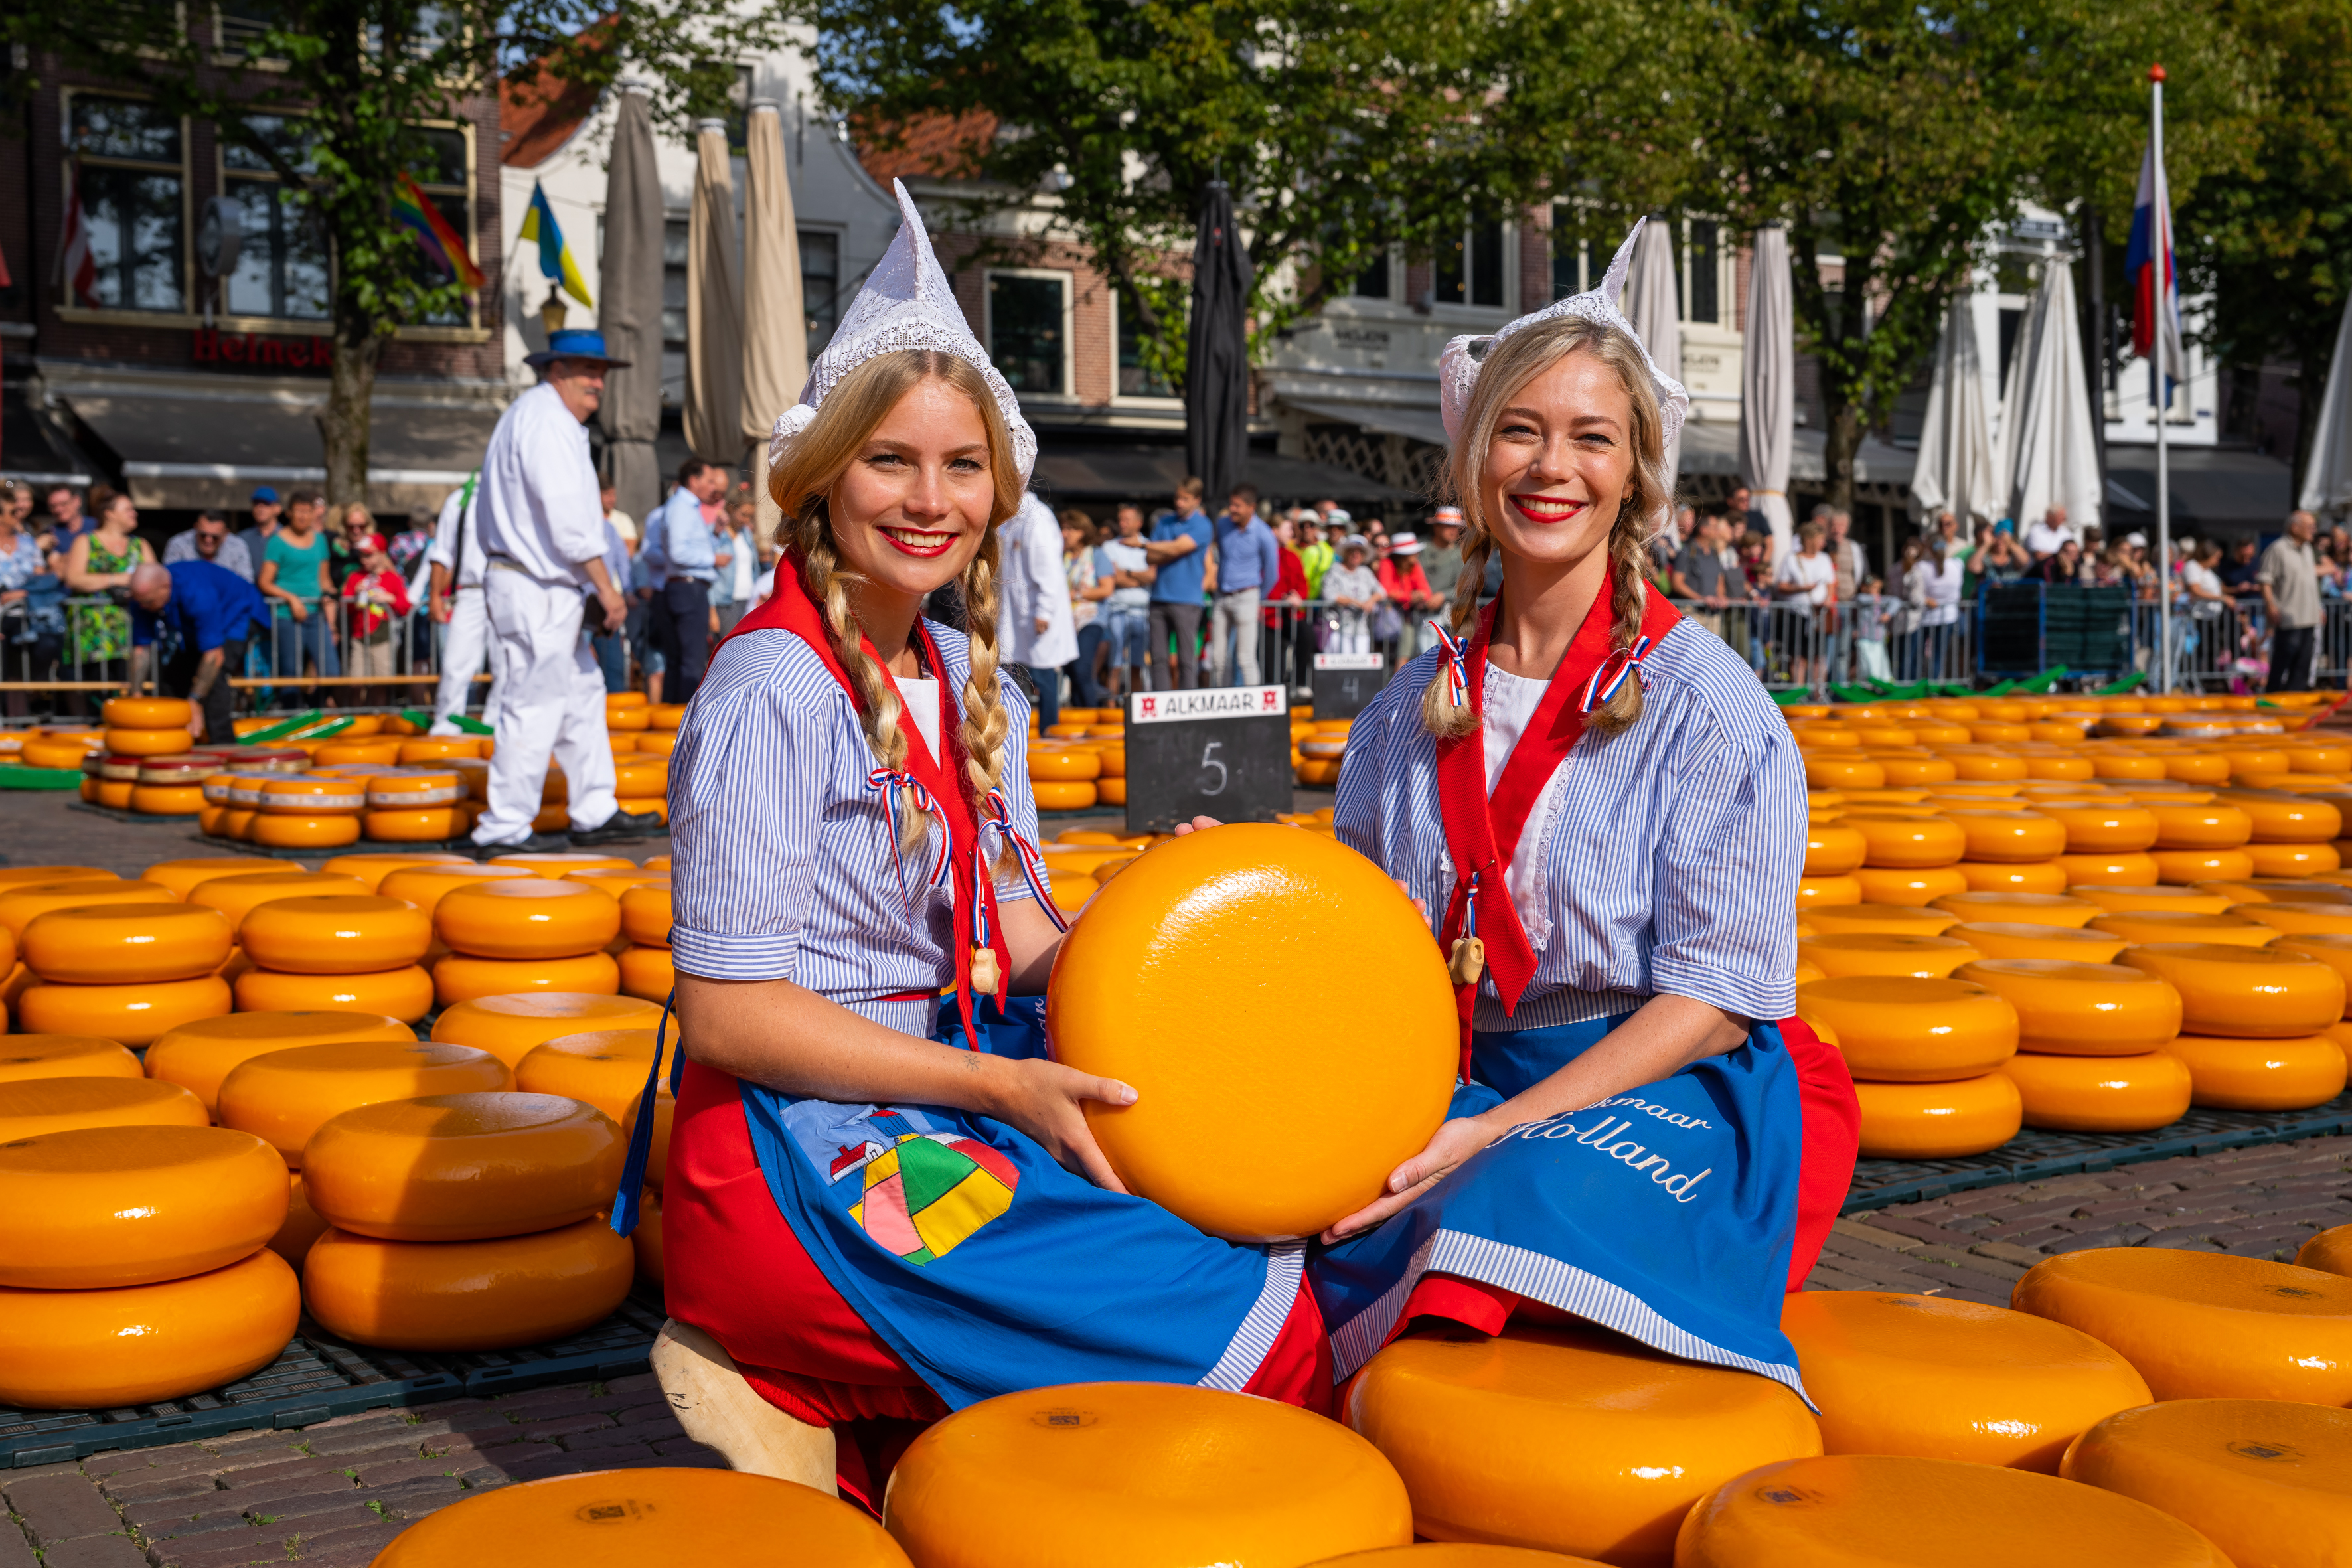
[
  {"xmin": 2103, "ymin": 445, "xmax": 2294, "ymax": 530},
  {"xmin": 1678, "ymin": 420, "xmax": 1917, "ymax": 489},
  {"xmin": 1, "ymin": 369, "xmax": 99, "ymax": 487},
  {"xmin": 1031, "ymin": 441, "xmax": 1422, "ymax": 507},
  {"xmin": 1280, "ymin": 396, "xmax": 1449, "ymax": 449}
]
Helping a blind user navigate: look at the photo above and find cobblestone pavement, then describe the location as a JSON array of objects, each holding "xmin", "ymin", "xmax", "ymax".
[{"xmin": 8, "ymin": 1135, "xmax": 2346, "ymax": 1565}]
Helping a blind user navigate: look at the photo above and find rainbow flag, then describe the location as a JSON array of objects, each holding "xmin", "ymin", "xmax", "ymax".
[
  {"xmin": 518, "ymin": 179, "xmax": 593, "ymax": 309},
  {"xmin": 394, "ymin": 171, "xmax": 485, "ymax": 291}
]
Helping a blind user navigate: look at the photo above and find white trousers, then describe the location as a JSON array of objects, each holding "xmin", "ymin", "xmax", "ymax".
[
  {"xmin": 471, "ymin": 570, "xmax": 617, "ymax": 844},
  {"xmin": 429, "ymin": 587, "xmax": 505, "ymax": 736}
]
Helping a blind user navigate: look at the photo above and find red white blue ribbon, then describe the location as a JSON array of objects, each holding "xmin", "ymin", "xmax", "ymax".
[
  {"xmin": 866, "ymin": 767, "xmax": 953, "ymax": 917},
  {"xmin": 1433, "ymin": 621, "xmax": 1472, "ymax": 709},
  {"xmin": 1580, "ymin": 634, "xmax": 1655, "ymax": 714},
  {"xmin": 976, "ymin": 785, "xmax": 1070, "ymax": 934}
]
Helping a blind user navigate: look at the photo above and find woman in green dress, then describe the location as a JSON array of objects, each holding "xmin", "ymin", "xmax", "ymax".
[{"xmin": 61, "ymin": 487, "xmax": 154, "ymax": 695}]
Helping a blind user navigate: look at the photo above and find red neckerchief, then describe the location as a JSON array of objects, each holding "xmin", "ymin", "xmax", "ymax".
[
  {"xmin": 724, "ymin": 560, "xmax": 1010, "ymax": 1049},
  {"xmin": 1433, "ymin": 580, "xmax": 1682, "ymax": 1077}
]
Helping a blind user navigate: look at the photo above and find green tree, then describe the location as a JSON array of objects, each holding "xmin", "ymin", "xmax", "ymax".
[{"xmin": 3, "ymin": 1, "xmax": 783, "ymax": 504}]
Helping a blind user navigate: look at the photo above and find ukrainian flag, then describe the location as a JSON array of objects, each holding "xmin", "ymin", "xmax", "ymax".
[{"xmin": 519, "ymin": 179, "xmax": 593, "ymax": 309}]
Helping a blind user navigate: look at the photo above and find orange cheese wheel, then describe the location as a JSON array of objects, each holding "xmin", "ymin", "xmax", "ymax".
[
  {"xmin": 2001, "ymin": 1048, "xmax": 2193, "ymax": 1131},
  {"xmin": 369, "ymin": 1468, "xmax": 913, "ymax": 1568},
  {"xmin": 21, "ymin": 902, "xmax": 232, "ymax": 984},
  {"xmin": 890, "ymin": 1382, "xmax": 1410, "ymax": 1565},
  {"xmin": 2157, "ymin": 752, "xmax": 2234, "ymax": 783},
  {"xmin": 304, "ymin": 1091, "xmax": 624, "ymax": 1242},
  {"xmin": 613, "ymin": 794, "xmax": 668, "ymax": 824},
  {"xmin": 216, "ymin": 1040, "xmax": 512, "ymax": 1166},
  {"xmin": 96, "ymin": 779, "xmax": 137, "ymax": 809},
  {"xmin": 0, "ymin": 864, "xmax": 116, "ymax": 891},
  {"xmin": 1804, "ymin": 823, "xmax": 1867, "ymax": 876},
  {"xmin": 1797, "ymin": 874, "xmax": 1865, "ymax": 908},
  {"xmin": 0, "ymin": 1033, "xmax": 141, "ymax": 1083},
  {"xmin": 1873, "ymin": 755, "xmax": 1958, "ymax": 787},
  {"xmin": 311, "ymin": 738, "xmax": 404, "ymax": 765},
  {"xmin": 437, "ymin": 878, "xmax": 623, "ymax": 959},
  {"xmin": 394, "ymin": 738, "xmax": 482, "ymax": 764},
  {"xmin": 485, "ymin": 851, "xmax": 637, "ymax": 878},
  {"xmin": 1851, "ymin": 866, "xmax": 1970, "ymax": 907},
  {"xmin": 1345, "ymin": 1326, "xmax": 1816, "ymax": 1562},
  {"xmin": 0, "ymin": 1124, "xmax": 289, "ymax": 1288},
  {"xmin": 2019, "ymin": 752, "xmax": 2094, "ymax": 779},
  {"xmin": 1032, "ymin": 779, "xmax": 1099, "ymax": 811},
  {"xmin": 302, "ymin": 1216, "xmax": 633, "ymax": 1350},
  {"xmin": 136, "ymin": 856, "xmax": 285, "ymax": 898},
  {"xmin": 2120, "ymin": 942, "xmax": 2347, "ymax": 1037},
  {"xmin": 1945, "ymin": 753, "xmax": 2030, "ymax": 782},
  {"xmin": 1028, "ymin": 747, "xmax": 1103, "ymax": 783},
  {"xmin": 129, "ymin": 783, "xmax": 204, "ymax": 815},
  {"xmin": 1844, "ymin": 813, "xmax": 1966, "ymax": 869},
  {"xmin": 1674, "ymin": 1454, "xmax": 2231, "ymax": 1568},
  {"xmin": 1950, "ymin": 961, "xmax": 2182, "ymax": 1054},
  {"xmin": 1779, "ymin": 1291, "xmax": 2151, "ymax": 1472},
  {"xmin": 269, "ymin": 1172, "xmax": 331, "ymax": 1271},
  {"xmin": 1928, "ymin": 779, "xmax": 2023, "ymax": 797},
  {"xmin": 515, "ymin": 1029, "xmax": 668, "ymax": 1126},
  {"xmin": 145, "ymin": 1010, "xmax": 415, "ymax": 1112},
  {"xmin": 1797, "ymin": 933, "xmax": 1983, "ymax": 980},
  {"xmin": 2142, "ymin": 799, "xmax": 2253, "ymax": 850},
  {"xmin": 2013, "ymin": 1249, "xmax": 2352, "ymax": 1404},
  {"xmin": 19, "ymin": 973, "xmax": 233, "ymax": 1045},
  {"xmin": 433, "ymin": 950, "xmax": 623, "ymax": 1006},
  {"xmin": 2200, "ymin": 878, "xmax": 2352, "ymax": 905},
  {"xmin": 2060, "ymin": 1399, "xmax": 2352, "ymax": 1568},
  {"xmin": 1795, "ymin": 977, "xmax": 2017, "ymax": 1083},
  {"xmin": 1938, "ymin": 811, "xmax": 2069, "ymax": 863},
  {"xmin": 2268, "ymin": 931, "xmax": 2352, "ymax": 1006},
  {"xmin": 234, "ymin": 964, "xmax": 437, "ymax": 1024},
  {"xmin": 239, "ymin": 894, "xmax": 433, "ymax": 974},
  {"xmin": 1801, "ymin": 903, "xmax": 1960, "ymax": 939},
  {"xmin": 2164, "ymin": 1033, "xmax": 2348, "ymax": 1110},
  {"xmin": 1944, "ymin": 923, "xmax": 2133, "ymax": 964},
  {"xmin": 2219, "ymin": 789, "xmax": 2342, "ymax": 842},
  {"xmin": 431, "ymin": 992, "xmax": 666, "ymax": 1069},
  {"xmin": 1952, "ymin": 861, "xmax": 2071, "ymax": 895},
  {"xmin": 104, "ymin": 724, "xmax": 196, "ymax": 757},
  {"xmin": 2051, "ymin": 851, "xmax": 2163, "ymax": 888},
  {"xmin": 0, "ymin": 1248, "xmax": 299, "ymax": 1410},
  {"xmin": 248, "ymin": 812, "xmax": 362, "ymax": 848},
  {"xmin": 2244, "ymin": 841, "xmax": 2342, "ymax": 878},
  {"xmin": 2067, "ymin": 884, "xmax": 2235, "ymax": 915},
  {"xmin": 2228, "ymin": 898, "xmax": 2352, "ymax": 937},
  {"xmin": 1853, "ymin": 1074, "xmax": 2023, "ymax": 1158},
  {"xmin": 2298, "ymin": 1225, "xmax": 2352, "ymax": 1275},
  {"xmin": 2086, "ymin": 908, "xmax": 2278, "ymax": 947},
  {"xmin": 0, "ymin": 878, "xmax": 178, "ymax": 941},
  {"xmin": 617, "ymin": 943, "xmax": 674, "ymax": 1002},
  {"xmin": 104, "ymin": 696, "xmax": 192, "ymax": 728},
  {"xmin": 378, "ymin": 862, "xmax": 536, "ymax": 915},
  {"xmin": 257, "ymin": 774, "xmax": 368, "ymax": 814},
  {"xmin": 362, "ymin": 806, "xmax": 470, "ymax": 842},
  {"xmin": 319, "ymin": 850, "xmax": 472, "ymax": 893},
  {"xmin": 564, "ymin": 866, "xmax": 666, "ymax": 899},
  {"xmin": 624, "ymin": 1092, "xmax": 673, "ymax": 1188},
  {"xmin": 364, "ymin": 769, "xmax": 467, "ymax": 809},
  {"xmin": 1928, "ymin": 892, "xmax": 2100, "ymax": 929},
  {"xmin": 188, "ymin": 870, "xmax": 368, "ymax": 932},
  {"xmin": 0, "ymin": 1075, "xmax": 209, "ymax": 1139},
  {"xmin": 1806, "ymin": 756, "xmax": 1886, "ymax": 791}
]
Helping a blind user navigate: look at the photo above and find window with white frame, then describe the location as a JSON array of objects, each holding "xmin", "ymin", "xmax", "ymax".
[
  {"xmin": 64, "ymin": 94, "xmax": 187, "ymax": 313},
  {"xmin": 987, "ymin": 270, "xmax": 1069, "ymax": 396},
  {"xmin": 1433, "ymin": 213, "xmax": 1506, "ymax": 309}
]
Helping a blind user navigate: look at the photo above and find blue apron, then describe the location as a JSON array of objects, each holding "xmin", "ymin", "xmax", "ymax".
[
  {"xmin": 627, "ymin": 995, "xmax": 1304, "ymax": 1412},
  {"xmin": 1309, "ymin": 1009, "xmax": 1811, "ymax": 1405}
]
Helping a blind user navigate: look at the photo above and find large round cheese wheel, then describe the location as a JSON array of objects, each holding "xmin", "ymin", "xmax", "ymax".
[
  {"xmin": 515, "ymin": 1030, "xmax": 667, "ymax": 1126},
  {"xmin": 304, "ymin": 1091, "xmax": 623, "ymax": 1242},
  {"xmin": 1851, "ymin": 866, "xmax": 1970, "ymax": 907},
  {"xmin": 21, "ymin": 901, "xmax": 232, "ymax": 984},
  {"xmin": 0, "ymin": 878, "xmax": 178, "ymax": 941},
  {"xmin": 247, "ymin": 812, "xmax": 362, "ymax": 849},
  {"xmin": 431, "ymin": 992, "xmax": 665, "ymax": 1069},
  {"xmin": 615, "ymin": 881, "xmax": 673, "ymax": 950},
  {"xmin": 239, "ymin": 894, "xmax": 433, "ymax": 974},
  {"xmin": 484, "ymin": 851, "xmax": 637, "ymax": 879},
  {"xmin": 104, "ymin": 724, "xmax": 196, "ymax": 757},
  {"xmin": 1802, "ymin": 903, "xmax": 1961, "ymax": 939},
  {"xmin": 1928, "ymin": 892, "xmax": 2100, "ymax": 929},
  {"xmin": 2267, "ymin": 931, "xmax": 2352, "ymax": 1006},
  {"xmin": 1346, "ymin": 1326, "xmax": 1816, "ymax": 1562},
  {"xmin": 437, "ymin": 878, "xmax": 622, "ymax": 959},
  {"xmin": 137, "ymin": 856, "xmax": 285, "ymax": 898},
  {"xmin": 188, "ymin": 870, "xmax": 368, "ymax": 933},
  {"xmin": 2086, "ymin": 909, "xmax": 2276, "ymax": 947},
  {"xmin": 1952, "ymin": 860, "xmax": 2071, "ymax": 894},
  {"xmin": 0, "ymin": 1124, "xmax": 287, "ymax": 1288},
  {"xmin": 1806, "ymin": 756, "xmax": 1886, "ymax": 791},
  {"xmin": 2060, "ymin": 1399, "xmax": 2352, "ymax": 1568},
  {"xmin": 1946, "ymin": 923, "xmax": 2132, "ymax": 963},
  {"xmin": 2298, "ymin": 1225, "xmax": 2352, "ymax": 1275},
  {"xmin": 1938, "ymin": 811, "xmax": 2069, "ymax": 863},
  {"xmin": 1796, "ymin": 977, "xmax": 2018, "ymax": 1081},
  {"xmin": 19, "ymin": 973, "xmax": 233, "ymax": 1044},
  {"xmin": 1674, "ymin": 1453, "xmax": 2231, "ymax": 1568},
  {"xmin": 2051, "ymin": 852, "xmax": 2163, "ymax": 888},
  {"xmin": 1046, "ymin": 823, "xmax": 1456, "ymax": 1241},
  {"xmin": 376, "ymin": 862, "xmax": 536, "ymax": 917},
  {"xmin": 1797, "ymin": 874, "xmax": 1865, "ymax": 908},
  {"xmin": 1780, "ymin": 1291, "xmax": 2150, "ymax": 1472},
  {"xmin": 1854, "ymin": 1074, "xmax": 2023, "ymax": 1158},
  {"xmin": 1874, "ymin": 755, "xmax": 1958, "ymax": 787},
  {"xmin": 888, "ymin": 1381, "xmax": 1409, "ymax": 1564},
  {"xmin": 145, "ymin": 1010, "xmax": 416, "ymax": 1112},
  {"xmin": 1798, "ymin": 933, "xmax": 1982, "ymax": 980},
  {"xmin": 1949, "ymin": 960, "xmax": 2183, "ymax": 1054},
  {"xmin": 104, "ymin": 695, "xmax": 192, "ymax": 729},
  {"xmin": 2141, "ymin": 799, "xmax": 2254, "ymax": 850},
  {"xmin": 2164, "ymin": 1032, "xmax": 2349, "ymax": 1110},
  {"xmin": 562, "ymin": 868, "xmax": 666, "ymax": 902},
  {"xmin": 2227, "ymin": 898, "xmax": 2352, "ymax": 937},
  {"xmin": 1804, "ymin": 823, "xmax": 1868, "ymax": 877},
  {"xmin": 216, "ymin": 1040, "xmax": 512, "ymax": 1166},
  {"xmin": 433, "ymin": 950, "xmax": 623, "ymax": 1006},
  {"xmin": 0, "ymin": 1033, "xmax": 141, "ymax": 1083},
  {"xmin": 0, "ymin": 1075, "xmax": 208, "ymax": 1140},
  {"xmin": 617, "ymin": 944, "xmax": 674, "ymax": 1002},
  {"xmin": 319, "ymin": 850, "xmax": 471, "ymax": 893},
  {"xmin": 2244, "ymin": 841, "xmax": 2344, "ymax": 878},
  {"xmin": 1948, "ymin": 753, "xmax": 2031, "ymax": 781},
  {"xmin": 0, "ymin": 1248, "xmax": 299, "ymax": 1411},
  {"xmin": 1844, "ymin": 813, "xmax": 1966, "ymax": 870},
  {"xmin": 2013, "ymin": 1248, "xmax": 2352, "ymax": 1403},
  {"xmin": 2200, "ymin": 877, "xmax": 2352, "ymax": 905},
  {"xmin": 233, "ymin": 963, "xmax": 436, "ymax": 1023},
  {"xmin": 270, "ymin": 1172, "xmax": 330, "ymax": 1270},
  {"xmin": 2067, "ymin": 885, "xmax": 2236, "ymax": 915},
  {"xmin": 370, "ymin": 1468, "xmax": 912, "ymax": 1568},
  {"xmin": 2002, "ymin": 1049, "xmax": 2193, "ymax": 1131},
  {"xmin": 303, "ymin": 1216, "xmax": 633, "ymax": 1350},
  {"xmin": 2120, "ymin": 943, "xmax": 2347, "ymax": 1037},
  {"xmin": 2149, "ymin": 854, "xmax": 2256, "ymax": 896},
  {"xmin": 2221, "ymin": 789, "xmax": 2343, "ymax": 842}
]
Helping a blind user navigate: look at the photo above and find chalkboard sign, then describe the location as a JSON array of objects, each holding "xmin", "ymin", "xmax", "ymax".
[
  {"xmin": 1123, "ymin": 686, "xmax": 1292, "ymax": 833},
  {"xmin": 1312, "ymin": 653, "xmax": 1387, "ymax": 720}
]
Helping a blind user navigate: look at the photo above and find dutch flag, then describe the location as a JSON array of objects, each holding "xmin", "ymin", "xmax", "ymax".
[{"xmin": 2124, "ymin": 139, "xmax": 2184, "ymax": 386}]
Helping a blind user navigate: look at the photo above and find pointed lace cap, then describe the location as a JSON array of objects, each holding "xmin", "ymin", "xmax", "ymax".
[{"xmin": 767, "ymin": 180, "xmax": 1037, "ymax": 485}]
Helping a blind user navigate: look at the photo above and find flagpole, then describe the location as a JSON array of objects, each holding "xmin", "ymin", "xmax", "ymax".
[{"xmin": 2152, "ymin": 63, "xmax": 2171, "ymax": 694}]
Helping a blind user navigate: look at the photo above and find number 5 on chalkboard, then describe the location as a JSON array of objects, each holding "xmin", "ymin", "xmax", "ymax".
[{"xmin": 1198, "ymin": 740, "xmax": 1227, "ymax": 796}]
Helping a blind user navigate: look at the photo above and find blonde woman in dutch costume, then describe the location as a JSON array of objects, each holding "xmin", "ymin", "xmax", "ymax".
[
  {"xmin": 1302, "ymin": 221, "xmax": 1861, "ymax": 1401},
  {"xmin": 622, "ymin": 184, "xmax": 1329, "ymax": 1512}
]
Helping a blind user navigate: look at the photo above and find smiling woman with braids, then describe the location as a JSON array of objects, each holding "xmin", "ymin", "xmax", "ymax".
[{"xmin": 633, "ymin": 185, "xmax": 1332, "ymax": 1513}]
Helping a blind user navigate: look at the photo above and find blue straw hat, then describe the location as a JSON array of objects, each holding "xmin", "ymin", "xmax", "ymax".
[{"xmin": 524, "ymin": 328, "xmax": 631, "ymax": 370}]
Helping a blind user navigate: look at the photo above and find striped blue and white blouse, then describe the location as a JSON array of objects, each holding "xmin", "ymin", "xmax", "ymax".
[
  {"xmin": 668, "ymin": 621, "xmax": 1041, "ymax": 1040},
  {"xmin": 1333, "ymin": 621, "xmax": 1804, "ymax": 1030}
]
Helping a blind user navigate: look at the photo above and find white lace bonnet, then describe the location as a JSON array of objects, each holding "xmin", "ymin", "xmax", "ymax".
[
  {"xmin": 1436, "ymin": 216, "xmax": 1691, "ymax": 449},
  {"xmin": 767, "ymin": 179, "xmax": 1038, "ymax": 485}
]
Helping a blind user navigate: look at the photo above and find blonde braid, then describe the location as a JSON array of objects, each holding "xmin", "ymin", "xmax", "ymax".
[
  {"xmin": 954, "ymin": 536, "xmax": 1015, "ymax": 872},
  {"xmin": 1420, "ymin": 526, "xmax": 1495, "ymax": 741},
  {"xmin": 802, "ymin": 538, "xmax": 927, "ymax": 857},
  {"xmin": 1589, "ymin": 511, "xmax": 1651, "ymax": 737}
]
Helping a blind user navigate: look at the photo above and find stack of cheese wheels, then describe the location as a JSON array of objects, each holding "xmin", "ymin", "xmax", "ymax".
[
  {"xmin": 102, "ymin": 695, "xmax": 195, "ymax": 766},
  {"xmin": 1953, "ymin": 960, "xmax": 2192, "ymax": 1133},
  {"xmin": 216, "ymin": 1040, "xmax": 512, "ymax": 1166},
  {"xmin": 886, "ymin": 1383, "xmax": 1413, "ymax": 1565},
  {"xmin": 613, "ymin": 752, "xmax": 669, "ymax": 824},
  {"xmin": 132, "ymin": 753, "xmax": 214, "ymax": 815},
  {"xmin": 300, "ymin": 1091, "xmax": 633, "ymax": 1351},
  {"xmin": 1779, "ymin": 1291, "xmax": 2151, "ymax": 1472},
  {"xmin": 189, "ymin": 868, "xmax": 368, "ymax": 932},
  {"xmin": 377, "ymin": 860, "xmax": 535, "ymax": 919},
  {"xmin": 1345, "ymin": 1325, "xmax": 1820, "ymax": 1562},
  {"xmin": 0, "ymin": 1123, "xmax": 300, "ymax": 1409},
  {"xmin": 146, "ymin": 1010, "xmax": 418, "ymax": 1113},
  {"xmin": 17, "ymin": 899, "xmax": 235, "ymax": 1044},
  {"xmin": 234, "ymin": 894, "xmax": 436, "ymax": 1023},
  {"xmin": 320, "ymin": 850, "xmax": 473, "ymax": 893},
  {"xmin": 1797, "ymin": 931, "xmax": 1984, "ymax": 980},
  {"xmin": 139, "ymin": 855, "xmax": 286, "ymax": 899},
  {"xmin": 1838, "ymin": 811, "xmax": 1968, "ymax": 908},
  {"xmin": 1296, "ymin": 720, "xmax": 1350, "ymax": 789},
  {"xmin": 2059, "ymin": 1399, "xmax": 2352, "ymax": 1567},
  {"xmin": 2120, "ymin": 943, "xmax": 2348, "ymax": 1110},
  {"xmin": 368, "ymin": 1468, "xmax": 915, "ymax": 1567},
  {"xmin": 363, "ymin": 767, "xmax": 474, "ymax": 842},
  {"xmin": 1673, "ymin": 1454, "xmax": 2234, "ymax": 1567},
  {"xmin": 615, "ymin": 879, "xmax": 673, "ymax": 1002},
  {"xmin": 432, "ymin": 878, "xmax": 622, "ymax": 1005},
  {"xmin": 2014, "ymin": 1247, "xmax": 2352, "ymax": 1404},
  {"xmin": 1794, "ymin": 975, "xmax": 2022, "ymax": 1158},
  {"xmin": 431, "ymin": 992, "xmax": 665, "ymax": 1070},
  {"xmin": 2225, "ymin": 787, "xmax": 2344, "ymax": 878},
  {"xmin": 250, "ymin": 772, "xmax": 367, "ymax": 848},
  {"xmin": 1028, "ymin": 739, "xmax": 1102, "ymax": 812}
]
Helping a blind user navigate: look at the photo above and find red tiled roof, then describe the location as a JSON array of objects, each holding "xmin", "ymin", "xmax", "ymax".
[
  {"xmin": 500, "ymin": 44, "xmax": 606, "ymax": 169},
  {"xmin": 854, "ymin": 110, "xmax": 997, "ymax": 185}
]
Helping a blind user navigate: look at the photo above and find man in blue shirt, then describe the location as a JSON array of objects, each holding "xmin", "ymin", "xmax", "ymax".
[
  {"xmin": 1144, "ymin": 476, "xmax": 1215, "ymax": 690},
  {"xmin": 127, "ymin": 560, "xmax": 271, "ymax": 743},
  {"xmin": 1207, "ymin": 483, "xmax": 1280, "ymax": 687},
  {"xmin": 640, "ymin": 459, "xmax": 726, "ymax": 704}
]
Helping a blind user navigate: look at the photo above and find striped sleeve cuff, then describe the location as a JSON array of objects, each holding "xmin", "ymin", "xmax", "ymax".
[
  {"xmin": 668, "ymin": 926, "xmax": 801, "ymax": 983},
  {"xmin": 1647, "ymin": 953, "xmax": 1795, "ymax": 1024}
]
